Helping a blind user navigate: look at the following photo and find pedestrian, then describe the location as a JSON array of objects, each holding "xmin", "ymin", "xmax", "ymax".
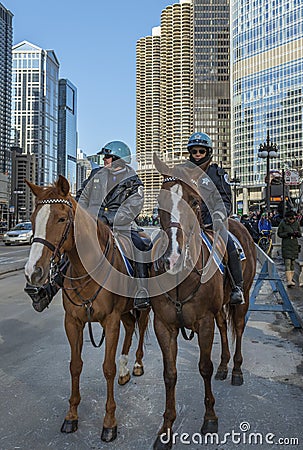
[
  {"xmin": 241, "ymin": 214, "xmax": 259, "ymax": 241},
  {"xmin": 182, "ymin": 132, "xmax": 244, "ymax": 304},
  {"xmin": 258, "ymin": 212, "xmax": 272, "ymax": 236},
  {"xmin": 277, "ymin": 210, "xmax": 302, "ymax": 287},
  {"xmin": 25, "ymin": 140, "xmax": 150, "ymax": 311},
  {"xmin": 249, "ymin": 211, "xmax": 260, "ymax": 242}
]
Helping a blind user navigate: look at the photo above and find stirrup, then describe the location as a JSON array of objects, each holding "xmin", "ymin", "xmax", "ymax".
[
  {"xmin": 133, "ymin": 287, "xmax": 150, "ymax": 310},
  {"xmin": 230, "ymin": 286, "xmax": 245, "ymax": 305}
]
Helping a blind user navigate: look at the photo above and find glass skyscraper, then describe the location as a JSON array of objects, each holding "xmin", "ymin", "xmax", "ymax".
[
  {"xmin": 58, "ymin": 79, "xmax": 77, "ymax": 195},
  {"xmin": 0, "ymin": 3, "xmax": 13, "ymax": 222},
  {"xmin": 12, "ymin": 41, "xmax": 59, "ymax": 186},
  {"xmin": 232, "ymin": 0, "xmax": 303, "ymax": 206}
]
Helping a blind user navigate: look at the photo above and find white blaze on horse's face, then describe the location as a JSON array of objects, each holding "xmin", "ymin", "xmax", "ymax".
[
  {"xmin": 25, "ymin": 204, "xmax": 50, "ymax": 283},
  {"xmin": 166, "ymin": 184, "xmax": 183, "ymax": 274}
]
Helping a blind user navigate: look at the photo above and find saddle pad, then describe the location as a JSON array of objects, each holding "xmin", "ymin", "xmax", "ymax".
[
  {"xmin": 201, "ymin": 231, "xmax": 225, "ymax": 274},
  {"xmin": 228, "ymin": 231, "xmax": 246, "ymax": 261},
  {"xmin": 115, "ymin": 240, "xmax": 134, "ymax": 277}
]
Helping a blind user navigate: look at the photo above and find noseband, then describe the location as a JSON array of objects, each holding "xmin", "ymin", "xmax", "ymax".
[{"xmin": 32, "ymin": 198, "xmax": 73, "ymax": 261}]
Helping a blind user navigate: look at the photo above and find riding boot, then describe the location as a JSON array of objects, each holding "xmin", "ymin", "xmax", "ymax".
[
  {"xmin": 24, "ymin": 256, "xmax": 69, "ymax": 312},
  {"xmin": 133, "ymin": 262, "xmax": 150, "ymax": 310},
  {"xmin": 228, "ymin": 249, "xmax": 244, "ymax": 305}
]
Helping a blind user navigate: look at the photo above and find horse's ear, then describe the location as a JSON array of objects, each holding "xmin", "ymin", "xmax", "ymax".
[
  {"xmin": 153, "ymin": 153, "xmax": 171, "ymax": 177},
  {"xmin": 57, "ymin": 175, "xmax": 70, "ymax": 196},
  {"xmin": 24, "ymin": 179, "xmax": 45, "ymax": 197}
]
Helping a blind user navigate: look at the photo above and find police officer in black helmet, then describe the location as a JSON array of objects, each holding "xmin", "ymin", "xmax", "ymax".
[{"xmin": 185, "ymin": 132, "xmax": 244, "ymax": 305}]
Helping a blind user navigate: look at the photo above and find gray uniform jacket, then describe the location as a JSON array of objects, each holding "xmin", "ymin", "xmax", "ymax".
[{"xmin": 76, "ymin": 165, "xmax": 144, "ymax": 231}]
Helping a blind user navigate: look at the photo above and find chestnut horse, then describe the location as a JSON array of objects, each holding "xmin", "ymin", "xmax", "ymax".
[
  {"xmin": 151, "ymin": 155, "xmax": 256, "ymax": 449},
  {"xmin": 24, "ymin": 175, "xmax": 150, "ymax": 442}
]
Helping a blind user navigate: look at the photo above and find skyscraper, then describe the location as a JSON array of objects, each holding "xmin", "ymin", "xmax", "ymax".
[
  {"xmin": 193, "ymin": 0, "xmax": 231, "ymax": 166},
  {"xmin": 232, "ymin": 0, "xmax": 303, "ymax": 209},
  {"xmin": 58, "ymin": 79, "xmax": 77, "ymax": 195},
  {"xmin": 136, "ymin": 0, "xmax": 193, "ymax": 213},
  {"xmin": 0, "ymin": 2, "xmax": 13, "ymax": 222},
  {"xmin": 136, "ymin": 26, "xmax": 162, "ymax": 213},
  {"xmin": 12, "ymin": 41, "xmax": 59, "ymax": 186}
]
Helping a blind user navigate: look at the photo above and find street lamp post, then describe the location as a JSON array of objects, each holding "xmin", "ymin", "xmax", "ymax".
[
  {"xmin": 258, "ymin": 130, "xmax": 278, "ymax": 212},
  {"xmin": 13, "ymin": 190, "xmax": 24, "ymax": 225},
  {"xmin": 229, "ymin": 171, "xmax": 241, "ymax": 214}
]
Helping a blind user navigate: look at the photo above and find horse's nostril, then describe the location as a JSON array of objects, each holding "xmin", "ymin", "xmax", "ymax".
[{"xmin": 31, "ymin": 266, "xmax": 44, "ymax": 284}]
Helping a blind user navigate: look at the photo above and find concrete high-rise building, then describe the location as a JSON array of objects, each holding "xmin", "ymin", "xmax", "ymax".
[
  {"xmin": 136, "ymin": 26, "xmax": 162, "ymax": 214},
  {"xmin": 58, "ymin": 79, "xmax": 77, "ymax": 195},
  {"xmin": 0, "ymin": 3, "xmax": 13, "ymax": 222},
  {"xmin": 194, "ymin": 0, "xmax": 231, "ymax": 166},
  {"xmin": 136, "ymin": 0, "xmax": 193, "ymax": 214},
  {"xmin": 232, "ymin": 0, "xmax": 303, "ymax": 210},
  {"xmin": 12, "ymin": 41, "xmax": 59, "ymax": 188}
]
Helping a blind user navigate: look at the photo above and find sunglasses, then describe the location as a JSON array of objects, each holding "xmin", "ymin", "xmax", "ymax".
[
  {"xmin": 103, "ymin": 154, "xmax": 113, "ymax": 159},
  {"xmin": 191, "ymin": 148, "xmax": 207, "ymax": 155}
]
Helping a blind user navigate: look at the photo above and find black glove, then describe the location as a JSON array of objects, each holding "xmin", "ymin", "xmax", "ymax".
[
  {"xmin": 293, "ymin": 231, "xmax": 300, "ymax": 237},
  {"xmin": 213, "ymin": 218, "xmax": 224, "ymax": 231}
]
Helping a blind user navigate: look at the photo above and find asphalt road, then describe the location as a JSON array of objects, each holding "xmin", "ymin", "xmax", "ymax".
[
  {"xmin": 0, "ymin": 271, "xmax": 302, "ymax": 450},
  {"xmin": 0, "ymin": 241, "xmax": 30, "ymax": 274}
]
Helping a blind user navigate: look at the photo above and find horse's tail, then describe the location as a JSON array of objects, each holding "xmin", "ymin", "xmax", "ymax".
[
  {"xmin": 133, "ymin": 308, "xmax": 151, "ymax": 340},
  {"xmin": 225, "ymin": 297, "xmax": 249, "ymax": 341},
  {"xmin": 225, "ymin": 303, "xmax": 238, "ymax": 341}
]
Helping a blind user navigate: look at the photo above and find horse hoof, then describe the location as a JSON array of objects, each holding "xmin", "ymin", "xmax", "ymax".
[
  {"xmin": 232, "ymin": 373, "xmax": 243, "ymax": 386},
  {"xmin": 101, "ymin": 425, "xmax": 117, "ymax": 442},
  {"xmin": 61, "ymin": 419, "xmax": 78, "ymax": 433},
  {"xmin": 118, "ymin": 372, "xmax": 131, "ymax": 385},
  {"xmin": 215, "ymin": 369, "xmax": 228, "ymax": 380},
  {"xmin": 132, "ymin": 364, "xmax": 144, "ymax": 377},
  {"xmin": 201, "ymin": 418, "xmax": 218, "ymax": 434},
  {"xmin": 153, "ymin": 434, "xmax": 172, "ymax": 450}
]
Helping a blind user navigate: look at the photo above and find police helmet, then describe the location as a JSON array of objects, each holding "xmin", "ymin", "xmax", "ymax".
[{"xmin": 98, "ymin": 141, "xmax": 131, "ymax": 163}]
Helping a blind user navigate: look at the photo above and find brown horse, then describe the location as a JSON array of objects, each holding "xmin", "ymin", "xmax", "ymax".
[
  {"xmin": 151, "ymin": 155, "xmax": 256, "ymax": 449},
  {"xmin": 24, "ymin": 175, "xmax": 150, "ymax": 442}
]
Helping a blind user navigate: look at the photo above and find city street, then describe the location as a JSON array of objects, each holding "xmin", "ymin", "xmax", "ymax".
[
  {"xmin": 0, "ymin": 268, "xmax": 302, "ymax": 450},
  {"xmin": 0, "ymin": 242, "xmax": 30, "ymax": 274}
]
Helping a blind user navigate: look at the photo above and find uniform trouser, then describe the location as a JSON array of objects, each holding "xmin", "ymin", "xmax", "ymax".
[{"xmin": 226, "ymin": 236, "xmax": 243, "ymax": 287}]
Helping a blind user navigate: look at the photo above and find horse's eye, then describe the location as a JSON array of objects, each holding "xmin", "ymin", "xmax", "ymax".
[{"xmin": 58, "ymin": 217, "xmax": 66, "ymax": 223}]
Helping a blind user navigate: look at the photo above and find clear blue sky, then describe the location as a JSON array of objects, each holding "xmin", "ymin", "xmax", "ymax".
[{"xmin": 5, "ymin": 0, "xmax": 172, "ymax": 156}]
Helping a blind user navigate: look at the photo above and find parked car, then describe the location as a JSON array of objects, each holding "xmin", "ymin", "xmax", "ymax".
[{"xmin": 2, "ymin": 221, "xmax": 33, "ymax": 246}]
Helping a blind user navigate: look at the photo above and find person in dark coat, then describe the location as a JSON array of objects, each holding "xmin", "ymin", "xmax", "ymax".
[
  {"xmin": 182, "ymin": 132, "xmax": 244, "ymax": 305},
  {"xmin": 277, "ymin": 210, "xmax": 302, "ymax": 287}
]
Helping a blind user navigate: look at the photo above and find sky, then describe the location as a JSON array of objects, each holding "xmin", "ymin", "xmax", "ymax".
[{"xmin": 5, "ymin": 0, "xmax": 173, "ymax": 156}]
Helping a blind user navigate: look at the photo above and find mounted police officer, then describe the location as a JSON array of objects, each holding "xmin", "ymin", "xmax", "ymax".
[
  {"xmin": 24, "ymin": 140, "xmax": 150, "ymax": 311},
  {"xmin": 185, "ymin": 132, "xmax": 244, "ymax": 305}
]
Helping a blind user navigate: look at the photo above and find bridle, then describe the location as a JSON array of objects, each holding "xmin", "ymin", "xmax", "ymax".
[
  {"xmin": 32, "ymin": 198, "xmax": 73, "ymax": 281},
  {"xmin": 161, "ymin": 177, "xmax": 199, "ymax": 272}
]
